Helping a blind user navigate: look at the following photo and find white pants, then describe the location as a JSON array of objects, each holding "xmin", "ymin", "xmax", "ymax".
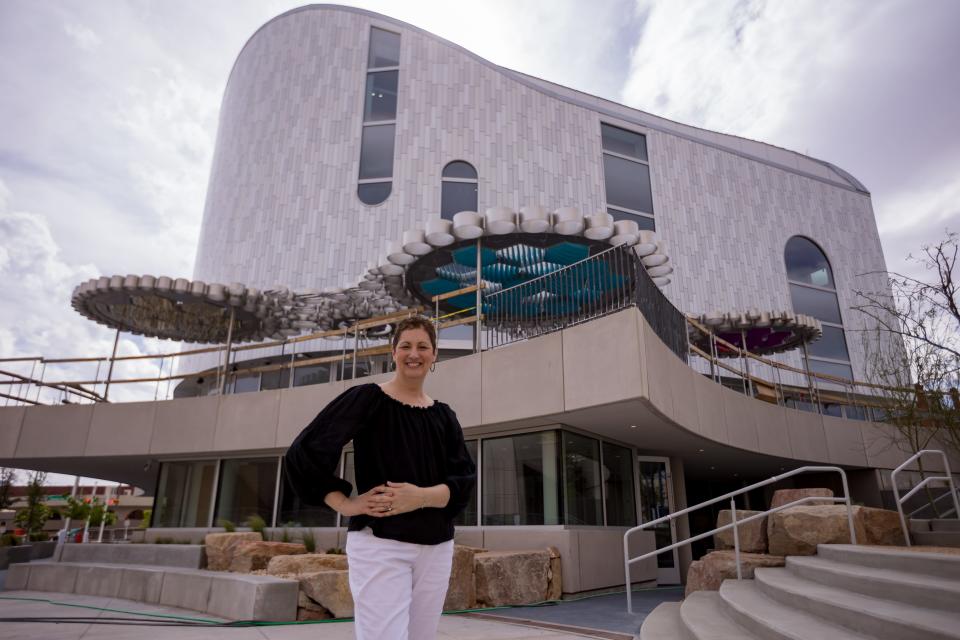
[{"xmin": 346, "ymin": 528, "xmax": 454, "ymax": 640}]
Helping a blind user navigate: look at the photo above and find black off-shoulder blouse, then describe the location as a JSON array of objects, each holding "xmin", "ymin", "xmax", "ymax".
[{"xmin": 283, "ymin": 383, "xmax": 476, "ymax": 545}]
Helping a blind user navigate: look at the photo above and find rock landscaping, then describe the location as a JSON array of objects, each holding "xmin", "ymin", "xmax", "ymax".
[
  {"xmin": 228, "ymin": 541, "xmax": 306, "ymax": 572},
  {"xmin": 685, "ymin": 550, "xmax": 785, "ymax": 595},
  {"xmin": 204, "ymin": 532, "xmax": 262, "ymax": 570}
]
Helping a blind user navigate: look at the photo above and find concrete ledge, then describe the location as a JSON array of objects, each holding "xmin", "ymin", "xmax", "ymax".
[
  {"xmin": 60, "ymin": 543, "xmax": 205, "ymax": 568},
  {"xmin": 2, "ymin": 562, "xmax": 298, "ymax": 621}
]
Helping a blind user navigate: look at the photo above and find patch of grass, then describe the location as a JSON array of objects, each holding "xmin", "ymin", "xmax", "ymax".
[
  {"xmin": 302, "ymin": 530, "xmax": 316, "ymax": 553},
  {"xmin": 216, "ymin": 518, "xmax": 236, "ymax": 532},
  {"xmin": 246, "ymin": 514, "xmax": 266, "ymax": 536}
]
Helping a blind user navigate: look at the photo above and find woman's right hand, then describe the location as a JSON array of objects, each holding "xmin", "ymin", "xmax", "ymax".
[{"xmin": 335, "ymin": 485, "xmax": 394, "ymax": 517}]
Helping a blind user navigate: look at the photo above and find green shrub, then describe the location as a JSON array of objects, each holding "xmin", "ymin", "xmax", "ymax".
[
  {"xmin": 302, "ymin": 530, "xmax": 316, "ymax": 553},
  {"xmin": 139, "ymin": 509, "xmax": 152, "ymax": 529},
  {"xmin": 28, "ymin": 531, "xmax": 49, "ymax": 542},
  {"xmin": 246, "ymin": 514, "xmax": 266, "ymax": 536},
  {"xmin": 280, "ymin": 527, "xmax": 291, "ymax": 543},
  {"xmin": 325, "ymin": 547, "xmax": 345, "ymax": 555},
  {"xmin": 217, "ymin": 518, "xmax": 236, "ymax": 532},
  {"xmin": 0, "ymin": 532, "xmax": 19, "ymax": 547}
]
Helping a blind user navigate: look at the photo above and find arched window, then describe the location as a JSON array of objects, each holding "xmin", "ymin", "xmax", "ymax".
[
  {"xmin": 440, "ymin": 161, "xmax": 478, "ymax": 220},
  {"xmin": 784, "ymin": 236, "xmax": 853, "ymax": 380}
]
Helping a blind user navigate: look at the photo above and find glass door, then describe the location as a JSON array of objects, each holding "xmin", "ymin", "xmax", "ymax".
[{"xmin": 636, "ymin": 456, "xmax": 681, "ymax": 584}]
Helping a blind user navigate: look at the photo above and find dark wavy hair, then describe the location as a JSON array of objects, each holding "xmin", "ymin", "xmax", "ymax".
[{"xmin": 392, "ymin": 315, "xmax": 438, "ymax": 352}]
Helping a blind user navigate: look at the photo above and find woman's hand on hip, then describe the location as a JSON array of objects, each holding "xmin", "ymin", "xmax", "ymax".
[{"xmin": 339, "ymin": 485, "xmax": 395, "ymax": 517}]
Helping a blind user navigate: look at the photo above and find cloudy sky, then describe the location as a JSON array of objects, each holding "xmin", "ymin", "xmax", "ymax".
[{"xmin": 1, "ymin": 0, "xmax": 958, "ymax": 483}]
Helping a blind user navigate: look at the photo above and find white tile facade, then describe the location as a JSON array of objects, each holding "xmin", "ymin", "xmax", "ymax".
[{"xmin": 192, "ymin": 5, "xmax": 890, "ymax": 381}]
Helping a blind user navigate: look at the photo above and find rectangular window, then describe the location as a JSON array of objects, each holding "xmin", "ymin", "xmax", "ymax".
[
  {"xmin": 606, "ymin": 207, "xmax": 655, "ymax": 231},
  {"xmin": 601, "ymin": 123, "xmax": 648, "ymax": 161},
  {"xmin": 359, "ymin": 124, "xmax": 396, "ymax": 179},
  {"xmin": 214, "ymin": 457, "xmax": 279, "ymax": 526},
  {"xmin": 563, "ymin": 432, "xmax": 602, "ymax": 526},
  {"xmin": 806, "ymin": 325, "xmax": 850, "ymax": 361},
  {"xmin": 638, "ymin": 461, "xmax": 674, "ymax": 568},
  {"xmin": 454, "ymin": 440, "xmax": 479, "ymax": 526},
  {"xmin": 603, "ymin": 154, "xmax": 654, "ymax": 215},
  {"xmin": 231, "ymin": 373, "xmax": 260, "ymax": 394},
  {"xmin": 260, "ymin": 367, "xmax": 290, "ymax": 391},
  {"xmin": 364, "ymin": 71, "xmax": 399, "ymax": 122},
  {"xmin": 153, "ymin": 460, "xmax": 217, "ymax": 528},
  {"xmin": 368, "ymin": 27, "xmax": 401, "ymax": 68},
  {"xmin": 482, "ymin": 431, "xmax": 561, "ymax": 525},
  {"xmin": 602, "ymin": 442, "xmax": 637, "ymax": 526},
  {"xmin": 293, "ymin": 364, "xmax": 331, "ymax": 387},
  {"xmin": 789, "ymin": 283, "xmax": 843, "ymax": 324},
  {"xmin": 805, "ymin": 358, "xmax": 854, "ymax": 381},
  {"xmin": 441, "ymin": 181, "xmax": 479, "ymax": 219}
]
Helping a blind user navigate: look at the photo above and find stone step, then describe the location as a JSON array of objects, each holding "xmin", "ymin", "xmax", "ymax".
[
  {"xmin": 3, "ymin": 561, "xmax": 298, "ymax": 621},
  {"xmin": 932, "ymin": 518, "xmax": 960, "ymax": 532},
  {"xmin": 930, "ymin": 518, "xmax": 960, "ymax": 531},
  {"xmin": 639, "ymin": 602, "xmax": 692, "ymax": 640},
  {"xmin": 786, "ymin": 555, "xmax": 960, "ymax": 611},
  {"xmin": 754, "ymin": 566, "xmax": 960, "ymax": 640},
  {"xmin": 679, "ymin": 590, "xmax": 758, "ymax": 640},
  {"xmin": 59, "ymin": 543, "xmax": 205, "ymax": 568},
  {"xmin": 909, "ymin": 519, "xmax": 932, "ymax": 533},
  {"xmin": 719, "ymin": 579, "xmax": 871, "ymax": 640},
  {"xmin": 817, "ymin": 543, "xmax": 960, "ymax": 580},
  {"xmin": 913, "ymin": 531, "xmax": 960, "ymax": 547}
]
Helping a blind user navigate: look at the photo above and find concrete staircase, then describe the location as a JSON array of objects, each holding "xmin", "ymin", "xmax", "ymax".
[
  {"xmin": 640, "ymin": 544, "xmax": 960, "ymax": 640},
  {"xmin": 910, "ymin": 518, "xmax": 960, "ymax": 547}
]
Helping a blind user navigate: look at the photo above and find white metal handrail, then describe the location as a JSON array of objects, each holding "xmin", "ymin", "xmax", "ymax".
[
  {"xmin": 908, "ymin": 486, "xmax": 959, "ymax": 519},
  {"xmin": 891, "ymin": 449, "xmax": 960, "ymax": 546},
  {"xmin": 622, "ymin": 465, "xmax": 855, "ymax": 614}
]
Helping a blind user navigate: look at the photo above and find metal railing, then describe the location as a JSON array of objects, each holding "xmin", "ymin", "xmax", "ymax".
[
  {"xmin": 623, "ymin": 466, "xmax": 855, "ymax": 614},
  {"xmin": 891, "ymin": 449, "xmax": 960, "ymax": 546}
]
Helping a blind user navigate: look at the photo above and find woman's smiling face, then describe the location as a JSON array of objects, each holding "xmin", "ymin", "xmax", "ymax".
[{"xmin": 391, "ymin": 327, "xmax": 436, "ymax": 378}]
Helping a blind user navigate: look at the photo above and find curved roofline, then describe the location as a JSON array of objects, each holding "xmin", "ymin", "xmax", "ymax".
[{"xmin": 227, "ymin": 4, "xmax": 870, "ymax": 195}]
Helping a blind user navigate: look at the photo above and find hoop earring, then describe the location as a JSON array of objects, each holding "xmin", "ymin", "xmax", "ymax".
[{"xmin": 430, "ymin": 362, "xmax": 436, "ymax": 372}]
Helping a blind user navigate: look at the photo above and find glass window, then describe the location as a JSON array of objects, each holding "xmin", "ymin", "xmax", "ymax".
[
  {"xmin": 232, "ymin": 373, "xmax": 260, "ymax": 394},
  {"xmin": 277, "ymin": 458, "xmax": 337, "ymax": 527},
  {"xmin": 638, "ymin": 460, "xmax": 674, "ymax": 568},
  {"xmin": 601, "ymin": 124, "xmax": 648, "ymax": 161},
  {"xmin": 368, "ymin": 27, "xmax": 401, "ymax": 68},
  {"xmin": 482, "ymin": 431, "xmax": 561, "ymax": 525},
  {"xmin": 293, "ymin": 364, "xmax": 331, "ymax": 387},
  {"xmin": 358, "ymin": 182, "xmax": 391, "ymax": 205},
  {"xmin": 441, "ymin": 181, "xmax": 478, "ymax": 219},
  {"xmin": 442, "ymin": 161, "xmax": 478, "ymax": 180},
  {"xmin": 603, "ymin": 154, "xmax": 654, "ymax": 214},
  {"xmin": 785, "ymin": 237, "xmax": 834, "ymax": 288},
  {"xmin": 603, "ymin": 442, "xmax": 636, "ymax": 527},
  {"xmin": 214, "ymin": 457, "xmax": 278, "ymax": 526},
  {"xmin": 563, "ymin": 432, "xmax": 602, "ymax": 526},
  {"xmin": 607, "ymin": 207, "xmax": 655, "ymax": 230},
  {"xmin": 359, "ymin": 124, "xmax": 395, "ymax": 179},
  {"xmin": 454, "ymin": 440, "xmax": 479, "ymax": 526},
  {"xmin": 260, "ymin": 367, "xmax": 290, "ymax": 391},
  {"xmin": 805, "ymin": 358, "xmax": 854, "ymax": 381},
  {"xmin": 364, "ymin": 71, "xmax": 399, "ymax": 122},
  {"xmin": 843, "ymin": 405, "xmax": 869, "ymax": 421},
  {"xmin": 789, "ymin": 283, "xmax": 843, "ymax": 324},
  {"xmin": 806, "ymin": 325, "xmax": 850, "ymax": 361},
  {"xmin": 153, "ymin": 460, "xmax": 217, "ymax": 528}
]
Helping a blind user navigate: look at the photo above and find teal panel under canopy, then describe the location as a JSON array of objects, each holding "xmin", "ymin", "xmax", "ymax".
[
  {"xmin": 452, "ymin": 245, "xmax": 497, "ymax": 267},
  {"xmin": 544, "ymin": 242, "xmax": 590, "ymax": 265},
  {"xmin": 497, "ymin": 244, "xmax": 545, "ymax": 267},
  {"xmin": 481, "ymin": 263, "xmax": 521, "ymax": 283},
  {"xmin": 435, "ymin": 262, "xmax": 476, "ymax": 283},
  {"xmin": 521, "ymin": 261, "xmax": 564, "ymax": 278},
  {"xmin": 420, "ymin": 278, "xmax": 461, "ymax": 298},
  {"xmin": 446, "ymin": 293, "xmax": 476, "ymax": 309}
]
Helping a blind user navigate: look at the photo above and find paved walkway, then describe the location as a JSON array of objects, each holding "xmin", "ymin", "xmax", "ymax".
[{"xmin": 0, "ymin": 590, "xmax": 621, "ymax": 640}]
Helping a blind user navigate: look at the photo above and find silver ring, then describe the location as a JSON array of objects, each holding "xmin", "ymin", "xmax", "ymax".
[{"xmin": 385, "ymin": 506, "xmax": 393, "ymax": 512}]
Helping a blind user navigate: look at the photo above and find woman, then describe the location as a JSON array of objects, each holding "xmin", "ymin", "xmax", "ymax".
[{"xmin": 284, "ymin": 315, "xmax": 476, "ymax": 640}]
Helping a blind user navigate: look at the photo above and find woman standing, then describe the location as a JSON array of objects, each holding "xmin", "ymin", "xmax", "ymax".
[{"xmin": 284, "ymin": 315, "xmax": 476, "ymax": 640}]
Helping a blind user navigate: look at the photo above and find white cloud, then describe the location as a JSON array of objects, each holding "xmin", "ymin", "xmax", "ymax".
[{"xmin": 63, "ymin": 22, "xmax": 102, "ymax": 51}]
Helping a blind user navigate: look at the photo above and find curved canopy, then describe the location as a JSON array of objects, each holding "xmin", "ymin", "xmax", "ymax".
[{"xmin": 688, "ymin": 310, "xmax": 822, "ymax": 357}]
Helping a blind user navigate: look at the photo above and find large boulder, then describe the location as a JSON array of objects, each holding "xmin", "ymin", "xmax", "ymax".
[
  {"xmin": 229, "ymin": 541, "xmax": 307, "ymax": 573},
  {"xmin": 770, "ymin": 488, "xmax": 834, "ymax": 509},
  {"xmin": 297, "ymin": 591, "xmax": 332, "ymax": 621},
  {"xmin": 267, "ymin": 553, "xmax": 348, "ymax": 576},
  {"xmin": 685, "ymin": 551, "xmax": 785, "ymax": 596},
  {"xmin": 299, "ymin": 570, "xmax": 354, "ymax": 618},
  {"xmin": 857, "ymin": 507, "xmax": 906, "ymax": 546},
  {"xmin": 443, "ymin": 545, "xmax": 486, "ymax": 611},
  {"xmin": 714, "ymin": 510, "xmax": 767, "ymax": 553},
  {"xmin": 768, "ymin": 505, "xmax": 863, "ymax": 556},
  {"xmin": 475, "ymin": 550, "xmax": 551, "ymax": 607},
  {"xmin": 204, "ymin": 532, "xmax": 262, "ymax": 571}
]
